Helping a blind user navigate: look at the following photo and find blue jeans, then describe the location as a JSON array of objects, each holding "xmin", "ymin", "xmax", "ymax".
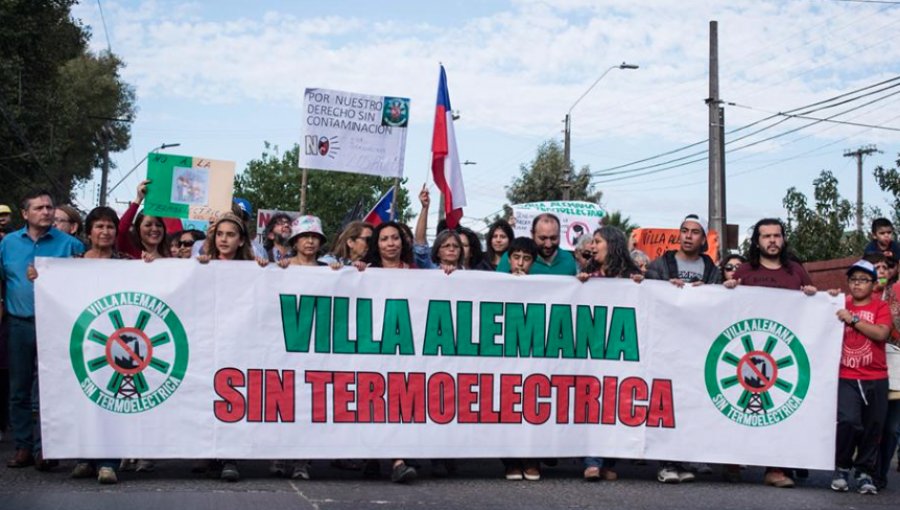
[
  {"xmin": 876, "ymin": 399, "xmax": 900, "ymax": 485},
  {"xmin": 7, "ymin": 316, "xmax": 40, "ymax": 453},
  {"xmin": 584, "ymin": 457, "xmax": 616, "ymax": 469}
]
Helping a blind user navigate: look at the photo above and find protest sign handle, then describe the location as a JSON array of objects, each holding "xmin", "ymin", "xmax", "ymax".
[{"xmin": 300, "ymin": 167, "xmax": 309, "ymax": 215}]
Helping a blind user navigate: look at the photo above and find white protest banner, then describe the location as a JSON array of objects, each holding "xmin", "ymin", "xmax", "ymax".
[
  {"xmin": 255, "ymin": 209, "xmax": 301, "ymax": 245},
  {"xmin": 299, "ymin": 88, "xmax": 410, "ymax": 178},
  {"xmin": 512, "ymin": 201, "xmax": 605, "ymax": 250},
  {"xmin": 36, "ymin": 258, "xmax": 841, "ymax": 468}
]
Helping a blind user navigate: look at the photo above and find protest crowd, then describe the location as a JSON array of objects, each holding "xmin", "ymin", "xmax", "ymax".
[{"xmin": 0, "ymin": 181, "xmax": 899, "ymax": 495}]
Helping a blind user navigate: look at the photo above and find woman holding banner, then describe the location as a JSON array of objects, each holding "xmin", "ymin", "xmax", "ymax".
[
  {"xmin": 117, "ymin": 180, "xmax": 171, "ymax": 261},
  {"xmin": 577, "ymin": 226, "xmax": 642, "ymax": 481},
  {"xmin": 413, "ymin": 187, "xmax": 462, "ymax": 273},
  {"xmin": 277, "ymin": 216, "xmax": 327, "ymax": 268},
  {"xmin": 69, "ymin": 206, "xmax": 126, "ymax": 484},
  {"xmin": 325, "ymin": 221, "xmax": 373, "ymax": 267}
]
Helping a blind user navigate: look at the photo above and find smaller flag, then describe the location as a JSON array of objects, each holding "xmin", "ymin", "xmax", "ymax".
[{"xmin": 363, "ymin": 188, "xmax": 395, "ymax": 227}]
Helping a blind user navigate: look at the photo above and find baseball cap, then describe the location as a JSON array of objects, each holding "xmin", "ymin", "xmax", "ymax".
[
  {"xmin": 681, "ymin": 214, "xmax": 708, "ymax": 235},
  {"xmin": 0, "ymin": 204, "xmax": 11, "ymax": 215},
  {"xmin": 233, "ymin": 197, "xmax": 252, "ymax": 219},
  {"xmin": 846, "ymin": 259, "xmax": 878, "ymax": 279}
]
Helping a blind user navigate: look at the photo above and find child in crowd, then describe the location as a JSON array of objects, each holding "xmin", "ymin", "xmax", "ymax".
[
  {"xmin": 829, "ymin": 260, "xmax": 892, "ymax": 495},
  {"xmin": 501, "ymin": 237, "xmax": 539, "ymax": 481},
  {"xmin": 507, "ymin": 237, "xmax": 537, "ymax": 276},
  {"xmin": 864, "ymin": 218, "xmax": 900, "ymax": 260}
]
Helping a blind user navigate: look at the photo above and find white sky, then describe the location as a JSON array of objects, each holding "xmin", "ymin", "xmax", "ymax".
[{"xmin": 72, "ymin": 0, "xmax": 900, "ymax": 239}]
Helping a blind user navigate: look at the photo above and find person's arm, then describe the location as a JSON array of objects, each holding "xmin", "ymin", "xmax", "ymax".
[
  {"xmin": 413, "ymin": 243, "xmax": 435, "ymax": 269},
  {"xmin": 117, "ymin": 181, "xmax": 150, "ymax": 259},
  {"xmin": 836, "ymin": 308, "xmax": 890, "ymax": 342},
  {"xmin": 414, "ymin": 186, "xmax": 429, "ymax": 246}
]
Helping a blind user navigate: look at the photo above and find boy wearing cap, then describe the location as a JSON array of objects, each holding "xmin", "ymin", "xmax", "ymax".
[
  {"xmin": 646, "ymin": 214, "xmax": 721, "ymax": 286},
  {"xmin": 829, "ymin": 260, "xmax": 891, "ymax": 495}
]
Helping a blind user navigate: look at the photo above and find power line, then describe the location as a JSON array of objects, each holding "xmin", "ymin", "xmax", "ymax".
[
  {"xmin": 589, "ymin": 76, "xmax": 900, "ymax": 181},
  {"xmin": 96, "ymin": 0, "xmax": 113, "ymax": 53}
]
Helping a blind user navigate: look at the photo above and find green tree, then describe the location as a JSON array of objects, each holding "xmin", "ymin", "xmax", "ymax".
[
  {"xmin": 782, "ymin": 170, "xmax": 865, "ymax": 261},
  {"xmin": 602, "ymin": 210, "xmax": 639, "ymax": 236},
  {"xmin": 873, "ymin": 153, "xmax": 900, "ymax": 226},
  {"xmin": 0, "ymin": 0, "xmax": 135, "ymax": 213},
  {"xmin": 234, "ymin": 143, "xmax": 411, "ymax": 242},
  {"xmin": 506, "ymin": 140, "xmax": 602, "ymax": 204}
]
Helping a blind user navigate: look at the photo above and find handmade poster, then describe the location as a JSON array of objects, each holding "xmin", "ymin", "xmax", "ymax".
[
  {"xmin": 299, "ymin": 88, "xmax": 410, "ymax": 178},
  {"xmin": 144, "ymin": 153, "xmax": 235, "ymax": 221},
  {"xmin": 511, "ymin": 201, "xmax": 605, "ymax": 250},
  {"xmin": 632, "ymin": 228, "xmax": 720, "ymax": 263}
]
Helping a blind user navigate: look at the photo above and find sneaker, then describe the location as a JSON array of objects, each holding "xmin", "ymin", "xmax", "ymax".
[
  {"xmin": 506, "ymin": 466, "xmax": 524, "ymax": 480},
  {"xmin": 391, "ymin": 462, "xmax": 417, "ymax": 483},
  {"xmin": 763, "ymin": 468, "xmax": 795, "ymax": 488},
  {"xmin": 97, "ymin": 466, "xmax": 118, "ymax": 484},
  {"xmin": 71, "ymin": 462, "xmax": 96, "ymax": 479},
  {"xmin": 135, "ymin": 459, "xmax": 155, "ymax": 472},
  {"xmin": 677, "ymin": 468, "xmax": 696, "ymax": 483},
  {"xmin": 220, "ymin": 461, "xmax": 240, "ymax": 482},
  {"xmin": 857, "ymin": 473, "xmax": 877, "ymax": 495},
  {"xmin": 269, "ymin": 460, "xmax": 288, "ymax": 477},
  {"xmin": 522, "ymin": 463, "xmax": 541, "ymax": 481},
  {"xmin": 657, "ymin": 466, "xmax": 680, "ymax": 484},
  {"xmin": 830, "ymin": 468, "xmax": 850, "ymax": 492},
  {"xmin": 291, "ymin": 461, "xmax": 310, "ymax": 480},
  {"xmin": 119, "ymin": 459, "xmax": 137, "ymax": 471},
  {"xmin": 583, "ymin": 466, "xmax": 601, "ymax": 481}
]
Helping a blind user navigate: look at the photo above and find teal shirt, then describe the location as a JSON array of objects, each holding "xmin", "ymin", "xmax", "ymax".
[{"xmin": 495, "ymin": 249, "xmax": 578, "ymax": 276}]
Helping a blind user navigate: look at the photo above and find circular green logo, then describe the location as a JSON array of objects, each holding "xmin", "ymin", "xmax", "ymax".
[
  {"xmin": 705, "ymin": 318, "xmax": 810, "ymax": 427},
  {"xmin": 70, "ymin": 292, "xmax": 189, "ymax": 414}
]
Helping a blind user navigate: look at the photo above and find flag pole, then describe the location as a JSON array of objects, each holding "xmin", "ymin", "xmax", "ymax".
[{"xmin": 390, "ymin": 177, "xmax": 399, "ymax": 221}]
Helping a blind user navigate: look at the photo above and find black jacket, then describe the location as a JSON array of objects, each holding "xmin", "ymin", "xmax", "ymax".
[{"xmin": 645, "ymin": 250, "xmax": 722, "ymax": 284}]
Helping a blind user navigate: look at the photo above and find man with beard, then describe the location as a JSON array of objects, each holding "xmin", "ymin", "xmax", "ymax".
[
  {"xmin": 725, "ymin": 218, "xmax": 817, "ymax": 488},
  {"xmin": 646, "ymin": 214, "xmax": 721, "ymax": 286},
  {"xmin": 262, "ymin": 213, "xmax": 293, "ymax": 263},
  {"xmin": 496, "ymin": 213, "xmax": 577, "ymax": 276}
]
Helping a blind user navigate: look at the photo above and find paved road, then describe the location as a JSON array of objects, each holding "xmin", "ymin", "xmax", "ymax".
[{"xmin": 0, "ymin": 440, "xmax": 898, "ymax": 510}]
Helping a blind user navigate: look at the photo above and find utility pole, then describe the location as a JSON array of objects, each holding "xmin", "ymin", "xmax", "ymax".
[
  {"xmin": 99, "ymin": 124, "xmax": 111, "ymax": 206},
  {"xmin": 706, "ymin": 20, "xmax": 726, "ymax": 259},
  {"xmin": 843, "ymin": 144, "xmax": 881, "ymax": 233}
]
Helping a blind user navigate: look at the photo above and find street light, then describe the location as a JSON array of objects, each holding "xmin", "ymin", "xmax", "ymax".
[
  {"xmin": 562, "ymin": 62, "xmax": 638, "ymax": 200},
  {"xmin": 106, "ymin": 143, "xmax": 181, "ymax": 201}
]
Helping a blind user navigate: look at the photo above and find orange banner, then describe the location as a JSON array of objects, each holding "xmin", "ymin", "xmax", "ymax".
[{"xmin": 631, "ymin": 228, "xmax": 719, "ymax": 263}]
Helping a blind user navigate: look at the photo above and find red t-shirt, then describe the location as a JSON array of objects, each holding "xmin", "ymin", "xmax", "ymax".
[
  {"xmin": 839, "ymin": 296, "xmax": 890, "ymax": 380},
  {"xmin": 733, "ymin": 260, "xmax": 812, "ymax": 290}
]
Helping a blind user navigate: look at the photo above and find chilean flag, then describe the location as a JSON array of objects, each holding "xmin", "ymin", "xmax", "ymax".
[
  {"xmin": 363, "ymin": 187, "xmax": 395, "ymax": 226},
  {"xmin": 431, "ymin": 65, "xmax": 466, "ymax": 229}
]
